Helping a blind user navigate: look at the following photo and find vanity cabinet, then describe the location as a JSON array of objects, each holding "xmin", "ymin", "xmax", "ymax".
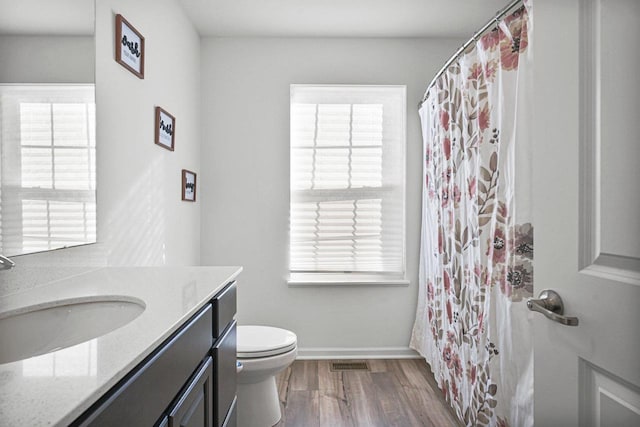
[
  {"xmin": 160, "ymin": 357, "xmax": 213, "ymax": 427},
  {"xmin": 160, "ymin": 357, "xmax": 214, "ymax": 427},
  {"xmin": 213, "ymin": 281, "xmax": 236, "ymax": 337},
  {"xmin": 71, "ymin": 281, "xmax": 237, "ymax": 427},
  {"xmin": 213, "ymin": 282, "xmax": 238, "ymax": 427}
]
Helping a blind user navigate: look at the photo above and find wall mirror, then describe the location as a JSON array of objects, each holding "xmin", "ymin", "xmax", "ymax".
[{"xmin": 0, "ymin": 0, "xmax": 96, "ymax": 256}]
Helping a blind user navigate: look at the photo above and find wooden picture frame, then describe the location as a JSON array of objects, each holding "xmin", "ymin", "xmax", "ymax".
[
  {"xmin": 182, "ymin": 169, "xmax": 197, "ymax": 202},
  {"xmin": 115, "ymin": 14, "xmax": 145, "ymax": 79},
  {"xmin": 154, "ymin": 107, "xmax": 175, "ymax": 151}
]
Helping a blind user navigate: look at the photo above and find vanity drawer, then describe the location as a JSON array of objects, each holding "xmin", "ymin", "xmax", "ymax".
[
  {"xmin": 212, "ymin": 281, "xmax": 236, "ymax": 338},
  {"xmin": 167, "ymin": 356, "xmax": 213, "ymax": 427},
  {"xmin": 213, "ymin": 321, "xmax": 237, "ymax": 427},
  {"xmin": 74, "ymin": 305, "xmax": 213, "ymax": 427}
]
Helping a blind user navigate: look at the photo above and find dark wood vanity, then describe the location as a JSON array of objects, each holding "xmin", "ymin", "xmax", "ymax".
[{"xmin": 71, "ymin": 281, "xmax": 238, "ymax": 427}]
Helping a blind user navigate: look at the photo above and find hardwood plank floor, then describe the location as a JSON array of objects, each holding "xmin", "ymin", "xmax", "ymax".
[{"xmin": 274, "ymin": 359, "xmax": 462, "ymax": 427}]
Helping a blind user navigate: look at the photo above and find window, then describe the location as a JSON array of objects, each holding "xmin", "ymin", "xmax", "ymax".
[
  {"xmin": 0, "ymin": 85, "xmax": 96, "ymax": 255},
  {"xmin": 289, "ymin": 85, "xmax": 406, "ymax": 284}
]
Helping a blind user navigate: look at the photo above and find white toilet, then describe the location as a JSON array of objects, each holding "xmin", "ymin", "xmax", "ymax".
[{"xmin": 237, "ymin": 325, "xmax": 297, "ymax": 427}]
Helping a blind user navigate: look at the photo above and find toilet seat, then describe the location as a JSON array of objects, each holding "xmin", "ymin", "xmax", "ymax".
[{"xmin": 237, "ymin": 325, "xmax": 297, "ymax": 358}]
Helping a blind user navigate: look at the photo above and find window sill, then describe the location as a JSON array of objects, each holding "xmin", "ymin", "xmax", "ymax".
[{"xmin": 287, "ymin": 273, "xmax": 410, "ymax": 287}]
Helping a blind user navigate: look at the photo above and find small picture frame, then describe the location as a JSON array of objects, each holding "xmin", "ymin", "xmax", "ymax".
[
  {"xmin": 182, "ymin": 169, "xmax": 197, "ymax": 202},
  {"xmin": 155, "ymin": 107, "xmax": 175, "ymax": 151},
  {"xmin": 115, "ymin": 14, "xmax": 145, "ymax": 79}
]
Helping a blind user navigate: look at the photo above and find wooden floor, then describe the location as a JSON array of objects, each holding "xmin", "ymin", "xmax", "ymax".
[{"xmin": 274, "ymin": 359, "xmax": 462, "ymax": 427}]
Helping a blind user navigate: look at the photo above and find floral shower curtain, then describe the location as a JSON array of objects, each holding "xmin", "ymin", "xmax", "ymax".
[{"xmin": 410, "ymin": 3, "xmax": 533, "ymax": 426}]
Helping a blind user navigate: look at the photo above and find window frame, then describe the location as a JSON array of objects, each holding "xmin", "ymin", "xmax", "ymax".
[{"xmin": 288, "ymin": 84, "xmax": 408, "ymax": 286}]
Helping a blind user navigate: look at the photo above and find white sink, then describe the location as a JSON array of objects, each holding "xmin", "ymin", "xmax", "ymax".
[{"xmin": 0, "ymin": 296, "xmax": 146, "ymax": 364}]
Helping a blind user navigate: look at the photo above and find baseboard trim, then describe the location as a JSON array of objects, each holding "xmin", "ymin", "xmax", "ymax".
[{"xmin": 296, "ymin": 347, "xmax": 421, "ymax": 360}]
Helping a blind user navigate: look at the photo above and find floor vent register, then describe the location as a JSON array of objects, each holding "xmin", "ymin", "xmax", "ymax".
[{"xmin": 330, "ymin": 362, "xmax": 370, "ymax": 372}]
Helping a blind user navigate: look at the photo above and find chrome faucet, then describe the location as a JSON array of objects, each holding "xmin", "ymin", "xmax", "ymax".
[{"xmin": 0, "ymin": 254, "xmax": 15, "ymax": 270}]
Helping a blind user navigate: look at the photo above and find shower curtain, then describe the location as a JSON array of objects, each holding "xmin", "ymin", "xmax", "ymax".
[{"xmin": 410, "ymin": 3, "xmax": 533, "ymax": 426}]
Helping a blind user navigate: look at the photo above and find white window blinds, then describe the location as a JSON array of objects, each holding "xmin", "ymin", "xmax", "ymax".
[
  {"xmin": 0, "ymin": 85, "xmax": 96, "ymax": 255},
  {"xmin": 290, "ymin": 85, "xmax": 406, "ymax": 278}
]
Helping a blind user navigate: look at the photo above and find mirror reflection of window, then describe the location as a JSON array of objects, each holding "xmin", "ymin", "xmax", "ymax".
[
  {"xmin": 0, "ymin": 85, "xmax": 96, "ymax": 255},
  {"xmin": 22, "ymin": 339, "xmax": 98, "ymax": 378}
]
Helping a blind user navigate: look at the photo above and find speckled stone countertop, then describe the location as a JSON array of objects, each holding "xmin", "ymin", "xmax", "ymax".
[{"xmin": 0, "ymin": 266, "xmax": 242, "ymax": 426}]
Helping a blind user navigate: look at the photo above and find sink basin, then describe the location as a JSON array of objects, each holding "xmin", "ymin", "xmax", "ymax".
[{"xmin": 0, "ymin": 296, "xmax": 146, "ymax": 364}]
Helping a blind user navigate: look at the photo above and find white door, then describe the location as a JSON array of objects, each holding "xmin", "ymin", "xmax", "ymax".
[{"xmin": 532, "ymin": 0, "xmax": 640, "ymax": 425}]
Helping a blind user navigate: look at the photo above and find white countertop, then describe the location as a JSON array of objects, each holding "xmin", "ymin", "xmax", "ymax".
[{"xmin": 0, "ymin": 266, "xmax": 242, "ymax": 426}]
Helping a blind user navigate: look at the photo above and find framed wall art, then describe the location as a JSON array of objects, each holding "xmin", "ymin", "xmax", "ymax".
[
  {"xmin": 115, "ymin": 14, "xmax": 145, "ymax": 79},
  {"xmin": 182, "ymin": 169, "xmax": 197, "ymax": 202},
  {"xmin": 155, "ymin": 107, "xmax": 175, "ymax": 151}
]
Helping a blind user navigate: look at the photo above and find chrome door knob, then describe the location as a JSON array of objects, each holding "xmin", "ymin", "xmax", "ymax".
[{"xmin": 527, "ymin": 289, "xmax": 579, "ymax": 326}]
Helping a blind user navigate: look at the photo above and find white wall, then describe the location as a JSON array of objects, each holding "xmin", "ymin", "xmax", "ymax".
[
  {"xmin": 0, "ymin": 35, "xmax": 94, "ymax": 83},
  {"xmin": 0, "ymin": 0, "xmax": 201, "ymax": 295},
  {"xmin": 200, "ymin": 37, "xmax": 463, "ymax": 354},
  {"xmin": 0, "ymin": 11, "xmax": 465, "ymax": 354},
  {"xmin": 95, "ymin": 0, "xmax": 201, "ymax": 266}
]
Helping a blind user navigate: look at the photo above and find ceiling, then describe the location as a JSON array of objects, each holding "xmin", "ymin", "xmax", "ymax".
[
  {"xmin": 0, "ymin": 0, "xmax": 511, "ymax": 38},
  {"xmin": 177, "ymin": 0, "xmax": 511, "ymax": 38}
]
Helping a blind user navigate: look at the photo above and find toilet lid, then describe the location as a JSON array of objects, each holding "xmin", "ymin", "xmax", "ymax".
[{"xmin": 237, "ymin": 325, "xmax": 297, "ymax": 358}]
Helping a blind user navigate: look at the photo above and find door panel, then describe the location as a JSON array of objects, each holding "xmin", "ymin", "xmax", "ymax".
[
  {"xmin": 598, "ymin": 0, "xmax": 640, "ymax": 262},
  {"xmin": 533, "ymin": 0, "xmax": 640, "ymax": 425},
  {"xmin": 580, "ymin": 361, "xmax": 640, "ymax": 427},
  {"xmin": 580, "ymin": 0, "xmax": 640, "ymax": 277}
]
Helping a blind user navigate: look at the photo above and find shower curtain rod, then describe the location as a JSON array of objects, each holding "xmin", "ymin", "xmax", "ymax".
[{"xmin": 418, "ymin": 0, "xmax": 524, "ymax": 108}]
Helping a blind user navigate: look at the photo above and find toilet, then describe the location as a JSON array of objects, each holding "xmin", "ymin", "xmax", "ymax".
[{"xmin": 237, "ymin": 325, "xmax": 297, "ymax": 427}]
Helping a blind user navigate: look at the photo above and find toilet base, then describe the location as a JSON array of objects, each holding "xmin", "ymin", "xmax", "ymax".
[{"xmin": 237, "ymin": 375, "xmax": 281, "ymax": 427}]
